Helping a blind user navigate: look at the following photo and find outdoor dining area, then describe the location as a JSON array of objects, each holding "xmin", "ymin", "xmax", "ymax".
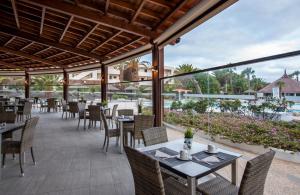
[{"xmin": 0, "ymin": 0, "xmax": 297, "ymax": 194}]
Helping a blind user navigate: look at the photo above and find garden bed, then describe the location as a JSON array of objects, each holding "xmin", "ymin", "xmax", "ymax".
[{"xmin": 164, "ymin": 111, "xmax": 300, "ymax": 152}]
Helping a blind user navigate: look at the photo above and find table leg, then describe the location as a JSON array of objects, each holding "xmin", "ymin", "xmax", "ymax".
[
  {"xmin": 231, "ymin": 159, "xmax": 238, "ymax": 186},
  {"xmin": 0, "ymin": 133, "xmax": 2, "ymax": 179},
  {"xmin": 187, "ymin": 176, "xmax": 196, "ymax": 195},
  {"xmin": 84, "ymin": 112, "xmax": 86, "ymax": 130},
  {"xmin": 119, "ymin": 121, "xmax": 123, "ymax": 154}
]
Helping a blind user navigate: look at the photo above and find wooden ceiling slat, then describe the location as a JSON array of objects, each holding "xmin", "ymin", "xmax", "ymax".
[
  {"xmin": 11, "ymin": 0, "xmax": 20, "ymax": 29},
  {"xmin": 0, "ymin": 46, "xmax": 64, "ymax": 68},
  {"xmin": 0, "ymin": 59, "xmax": 24, "ymax": 70},
  {"xmin": 0, "ymin": 25, "xmax": 101, "ymax": 60},
  {"xmin": 131, "ymin": 0, "xmax": 146, "ymax": 23},
  {"xmin": 40, "ymin": 7, "xmax": 45, "ymax": 35},
  {"xmin": 20, "ymin": 0, "xmax": 158, "ymax": 38},
  {"xmin": 76, "ymin": 24, "xmax": 99, "ymax": 47},
  {"xmin": 91, "ymin": 31, "xmax": 122, "ymax": 53},
  {"xmin": 105, "ymin": 0, "xmax": 110, "ymax": 15},
  {"xmin": 19, "ymin": 42, "xmax": 35, "ymax": 50},
  {"xmin": 4, "ymin": 36, "xmax": 15, "ymax": 46},
  {"xmin": 59, "ymin": 16, "xmax": 74, "ymax": 42},
  {"xmin": 33, "ymin": 46, "xmax": 50, "ymax": 55},
  {"xmin": 155, "ymin": 0, "xmax": 188, "ymax": 30},
  {"xmin": 103, "ymin": 37, "xmax": 143, "ymax": 57}
]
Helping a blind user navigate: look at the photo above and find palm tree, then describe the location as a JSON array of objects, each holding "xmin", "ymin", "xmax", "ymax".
[
  {"xmin": 114, "ymin": 57, "xmax": 150, "ymax": 82},
  {"xmin": 289, "ymin": 70, "xmax": 300, "ymax": 81},
  {"xmin": 276, "ymin": 80, "xmax": 285, "ymax": 98},
  {"xmin": 241, "ymin": 67, "xmax": 255, "ymax": 94},
  {"xmin": 32, "ymin": 75, "xmax": 61, "ymax": 98},
  {"xmin": 176, "ymin": 64, "xmax": 202, "ymax": 94}
]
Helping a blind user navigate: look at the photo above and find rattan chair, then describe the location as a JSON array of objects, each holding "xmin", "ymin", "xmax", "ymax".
[
  {"xmin": 131, "ymin": 115, "xmax": 155, "ymax": 148},
  {"xmin": 0, "ymin": 112, "xmax": 17, "ymax": 141},
  {"xmin": 101, "ymin": 111, "xmax": 120, "ymax": 152},
  {"xmin": 17, "ymin": 102, "xmax": 32, "ymax": 121},
  {"xmin": 68, "ymin": 102, "xmax": 79, "ymax": 118},
  {"xmin": 39, "ymin": 99, "xmax": 48, "ymax": 112},
  {"xmin": 142, "ymin": 126, "xmax": 168, "ymax": 147},
  {"xmin": 77, "ymin": 103, "xmax": 87, "ymax": 129},
  {"xmin": 61, "ymin": 99, "xmax": 69, "ymax": 119},
  {"xmin": 197, "ymin": 150, "xmax": 275, "ymax": 195},
  {"xmin": 47, "ymin": 98, "xmax": 57, "ymax": 112},
  {"xmin": 105, "ymin": 104, "xmax": 118, "ymax": 127},
  {"xmin": 88, "ymin": 105, "xmax": 101, "ymax": 129},
  {"xmin": 124, "ymin": 146, "xmax": 197, "ymax": 195},
  {"xmin": 1, "ymin": 117, "xmax": 39, "ymax": 176}
]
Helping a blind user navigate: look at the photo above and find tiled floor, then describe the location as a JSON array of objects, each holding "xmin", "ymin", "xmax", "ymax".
[{"xmin": 0, "ymin": 110, "xmax": 299, "ymax": 195}]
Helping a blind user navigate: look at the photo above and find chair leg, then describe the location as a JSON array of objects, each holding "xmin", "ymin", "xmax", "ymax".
[
  {"xmin": 31, "ymin": 147, "xmax": 36, "ymax": 165},
  {"xmin": 102, "ymin": 136, "xmax": 107, "ymax": 149},
  {"xmin": 106, "ymin": 137, "xmax": 109, "ymax": 152},
  {"xmin": 77, "ymin": 119, "xmax": 80, "ymax": 129},
  {"xmin": 19, "ymin": 154, "xmax": 24, "ymax": 177},
  {"xmin": 62, "ymin": 111, "xmax": 64, "ymax": 119},
  {"xmin": 2, "ymin": 153, "xmax": 5, "ymax": 168}
]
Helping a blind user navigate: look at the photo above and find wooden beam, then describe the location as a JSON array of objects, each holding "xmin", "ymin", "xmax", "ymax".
[
  {"xmin": 76, "ymin": 24, "xmax": 98, "ymax": 47},
  {"xmin": 0, "ymin": 46, "xmax": 62, "ymax": 68},
  {"xmin": 59, "ymin": 16, "xmax": 74, "ymax": 42},
  {"xmin": 91, "ymin": 31, "xmax": 122, "ymax": 53},
  {"xmin": 33, "ymin": 46, "xmax": 50, "ymax": 55},
  {"xmin": 0, "ymin": 59, "xmax": 24, "ymax": 70},
  {"xmin": 20, "ymin": 42, "xmax": 35, "ymax": 51},
  {"xmin": 0, "ymin": 25, "xmax": 102, "ymax": 60},
  {"xmin": 45, "ymin": 51, "xmax": 66, "ymax": 59},
  {"xmin": 56, "ymin": 55, "xmax": 79, "ymax": 63},
  {"xmin": 103, "ymin": 37, "xmax": 143, "ymax": 57},
  {"xmin": 131, "ymin": 0, "xmax": 145, "ymax": 23},
  {"xmin": 40, "ymin": 7, "xmax": 46, "ymax": 35},
  {"xmin": 11, "ymin": 0, "xmax": 20, "ymax": 29},
  {"xmin": 105, "ymin": 0, "xmax": 110, "ymax": 14},
  {"xmin": 155, "ymin": 0, "xmax": 188, "ymax": 30},
  {"xmin": 20, "ymin": 0, "xmax": 158, "ymax": 38},
  {"xmin": 4, "ymin": 36, "xmax": 15, "ymax": 46}
]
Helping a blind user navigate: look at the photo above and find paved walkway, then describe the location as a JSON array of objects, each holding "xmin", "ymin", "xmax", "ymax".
[{"xmin": 0, "ymin": 111, "xmax": 299, "ymax": 195}]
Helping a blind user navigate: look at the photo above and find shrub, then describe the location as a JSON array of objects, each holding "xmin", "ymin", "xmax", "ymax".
[
  {"xmin": 112, "ymin": 94, "xmax": 128, "ymax": 100},
  {"xmin": 170, "ymin": 101, "xmax": 182, "ymax": 110},
  {"xmin": 194, "ymin": 100, "xmax": 209, "ymax": 113},
  {"xmin": 182, "ymin": 100, "xmax": 195, "ymax": 111}
]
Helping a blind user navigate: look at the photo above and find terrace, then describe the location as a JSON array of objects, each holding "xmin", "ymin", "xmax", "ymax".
[{"xmin": 0, "ymin": 0, "xmax": 300, "ymax": 195}]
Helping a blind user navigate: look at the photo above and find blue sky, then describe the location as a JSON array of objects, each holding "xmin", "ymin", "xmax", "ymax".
[{"xmin": 142, "ymin": 0, "xmax": 300, "ymax": 82}]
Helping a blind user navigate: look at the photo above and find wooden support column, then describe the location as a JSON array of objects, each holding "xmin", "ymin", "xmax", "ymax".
[
  {"xmin": 152, "ymin": 44, "xmax": 164, "ymax": 126},
  {"xmin": 25, "ymin": 71, "xmax": 30, "ymax": 98},
  {"xmin": 101, "ymin": 64, "xmax": 108, "ymax": 102},
  {"xmin": 63, "ymin": 69, "xmax": 69, "ymax": 101}
]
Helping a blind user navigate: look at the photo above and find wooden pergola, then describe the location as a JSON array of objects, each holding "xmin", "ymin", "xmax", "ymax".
[{"xmin": 0, "ymin": 0, "xmax": 237, "ymax": 125}]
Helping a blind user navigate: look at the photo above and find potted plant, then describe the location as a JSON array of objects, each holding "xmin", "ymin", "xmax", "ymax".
[
  {"xmin": 184, "ymin": 127, "xmax": 194, "ymax": 149},
  {"xmin": 137, "ymin": 98, "xmax": 143, "ymax": 114},
  {"xmin": 101, "ymin": 100, "xmax": 108, "ymax": 107}
]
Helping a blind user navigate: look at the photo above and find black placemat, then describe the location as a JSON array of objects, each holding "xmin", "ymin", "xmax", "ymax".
[
  {"xmin": 191, "ymin": 151, "xmax": 236, "ymax": 168},
  {"xmin": 144, "ymin": 147, "xmax": 186, "ymax": 167}
]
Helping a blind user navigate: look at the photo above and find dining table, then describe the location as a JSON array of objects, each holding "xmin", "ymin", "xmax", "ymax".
[
  {"xmin": 137, "ymin": 139, "xmax": 241, "ymax": 195},
  {"xmin": 0, "ymin": 123, "xmax": 25, "ymax": 177}
]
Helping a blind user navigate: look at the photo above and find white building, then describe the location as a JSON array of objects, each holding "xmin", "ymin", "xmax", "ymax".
[{"xmin": 69, "ymin": 65, "xmax": 175, "ymax": 84}]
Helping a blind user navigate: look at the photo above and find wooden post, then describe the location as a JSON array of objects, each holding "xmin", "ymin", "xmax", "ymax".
[
  {"xmin": 101, "ymin": 64, "xmax": 107, "ymax": 102},
  {"xmin": 25, "ymin": 71, "xmax": 30, "ymax": 98},
  {"xmin": 152, "ymin": 44, "xmax": 164, "ymax": 126},
  {"xmin": 63, "ymin": 69, "xmax": 69, "ymax": 101}
]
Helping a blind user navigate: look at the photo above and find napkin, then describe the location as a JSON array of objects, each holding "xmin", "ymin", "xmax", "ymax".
[
  {"xmin": 155, "ymin": 150, "xmax": 172, "ymax": 158},
  {"xmin": 201, "ymin": 156, "xmax": 220, "ymax": 163}
]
